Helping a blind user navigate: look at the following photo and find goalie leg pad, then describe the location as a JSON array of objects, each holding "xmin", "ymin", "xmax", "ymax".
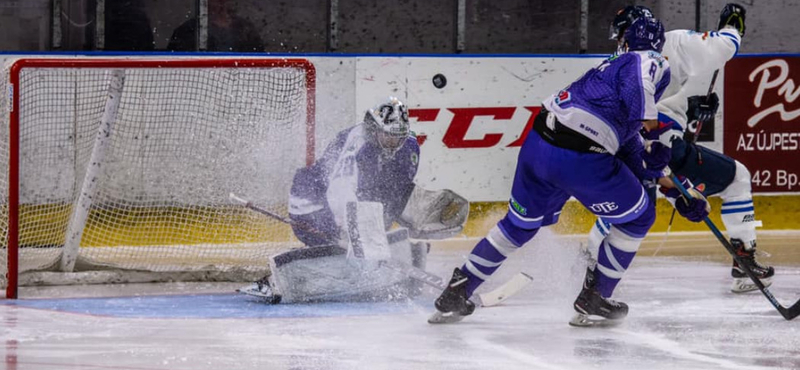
[
  {"xmin": 345, "ymin": 201, "xmax": 391, "ymax": 260},
  {"xmin": 269, "ymin": 230, "xmax": 427, "ymax": 303}
]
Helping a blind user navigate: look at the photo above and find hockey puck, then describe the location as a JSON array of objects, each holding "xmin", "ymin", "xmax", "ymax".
[{"xmin": 432, "ymin": 73, "xmax": 447, "ymax": 89}]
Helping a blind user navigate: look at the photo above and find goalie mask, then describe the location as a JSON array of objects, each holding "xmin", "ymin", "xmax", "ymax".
[{"xmin": 365, "ymin": 97, "xmax": 410, "ymax": 155}]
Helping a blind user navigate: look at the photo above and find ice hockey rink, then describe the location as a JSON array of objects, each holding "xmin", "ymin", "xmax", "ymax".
[{"xmin": 2, "ymin": 229, "xmax": 800, "ymax": 370}]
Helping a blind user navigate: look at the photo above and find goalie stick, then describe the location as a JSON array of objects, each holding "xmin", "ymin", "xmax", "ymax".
[
  {"xmin": 229, "ymin": 193, "xmax": 532, "ymax": 308},
  {"xmin": 669, "ymin": 175, "xmax": 800, "ymax": 320}
]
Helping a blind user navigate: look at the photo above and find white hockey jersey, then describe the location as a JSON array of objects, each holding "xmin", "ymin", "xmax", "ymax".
[{"xmin": 656, "ymin": 27, "xmax": 741, "ymax": 129}]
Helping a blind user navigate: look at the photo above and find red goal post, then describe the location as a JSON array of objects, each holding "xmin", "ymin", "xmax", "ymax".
[{"xmin": 2, "ymin": 57, "xmax": 316, "ymax": 298}]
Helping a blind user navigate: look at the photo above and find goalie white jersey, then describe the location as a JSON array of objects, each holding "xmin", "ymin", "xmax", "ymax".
[
  {"xmin": 288, "ymin": 123, "xmax": 420, "ymax": 231},
  {"xmin": 656, "ymin": 27, "xmax": 741, "ymax": 129}
]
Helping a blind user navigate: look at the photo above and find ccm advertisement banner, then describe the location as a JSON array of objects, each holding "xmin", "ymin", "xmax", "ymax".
[
  {"xmin": 724, "ymin": 57, "xmax": 800, "ymax": 193},
  {"xmin": 356, "ymin": 56, "xmax": 724, "ymax": 201},
  {"xmin": 356, "ymin": 56, "xmax": 601, "ymax": 202}
]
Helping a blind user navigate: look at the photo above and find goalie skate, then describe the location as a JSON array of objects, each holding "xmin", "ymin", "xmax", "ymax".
[{"xmin": 236, "ymin": 276, "xmax": 282, "ymax": 304}]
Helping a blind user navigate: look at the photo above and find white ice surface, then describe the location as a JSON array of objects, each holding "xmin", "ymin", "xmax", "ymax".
[{"xmin": 2, "ymin": 230, "xmax": 800, "ymax": 370}]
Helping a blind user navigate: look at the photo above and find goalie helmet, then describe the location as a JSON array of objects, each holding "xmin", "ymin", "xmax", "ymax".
[{"xmin": 364, "ymin": 97, "xmax": 410, "ymax": 154}]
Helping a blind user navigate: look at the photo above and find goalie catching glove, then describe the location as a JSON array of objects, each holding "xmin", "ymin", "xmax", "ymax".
[
  {"xmin": 660, "ymin": 177, "xmax": 710, "ymax": 222},
  {"xmin": 399, "ymin": 186, "xmax": 469, "ymax": 239}
]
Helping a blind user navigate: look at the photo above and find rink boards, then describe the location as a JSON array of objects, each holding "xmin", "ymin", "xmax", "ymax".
[{"xmin": 0, "ymin": 53, "xmax": 797, "ymax": 248}]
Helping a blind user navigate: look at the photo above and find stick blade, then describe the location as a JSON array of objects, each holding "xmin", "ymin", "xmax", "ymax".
[
  {"xmin": 229, "ymin": 192, "xmax": 247, "ymax": 205},
  {"xmin": 427, "ymin": 310, "xmax": 467, "ymax": 324},
  {"xmin": 568, "ymin": 313, "xmax": 624, "ymax": 328},
  {"xmin": 477, "ymin": 272, "xmax": 533, "ymax": 307},
  {"xmin": 780, "ymin": 299, "xmax": 800, "ymax": 320}
]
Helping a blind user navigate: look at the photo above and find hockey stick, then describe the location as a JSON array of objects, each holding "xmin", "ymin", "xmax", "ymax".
[
  {"xmin": 658, "ymin": 69, "xmax": 720, "ymax": 255},
  {"xmin": 374, "ymin": 259, "xmax": 532, "ymax": 308},
  {"xmin": 229, "ymin": 193, "xmax": 532, "ymax": 307},
  {"xmin": 668, "ymin": 175, "xmax": 800, "ymax": 320},
  {"xmin": 690, "ymin": 69, "xmax": 719, "ymax": 145}
]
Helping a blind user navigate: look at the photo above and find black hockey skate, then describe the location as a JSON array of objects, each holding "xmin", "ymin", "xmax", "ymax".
[
  {"xmin": 428, "ymin": 268, "xmax": 476, "ymax": 324},
  {"xmin": 569, "ymin": 268, "xmax": 628, "ymax": 327},
  {"xmin": 731, "ymin": 239, "xmax": 775, "ymax": 293},
  {"xmin": 236, "ymin": 275, "xmax": 282, "ymax": 304}
]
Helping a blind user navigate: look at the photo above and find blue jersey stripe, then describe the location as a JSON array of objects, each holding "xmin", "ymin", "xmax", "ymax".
[
  {"xmin": 722, "ymin": 199, "xmax": 753, "ymax": 207},
  {"xmin": 720, "ymin": 206, "xmax": 754, "ymax": 215},
  {"xmin": 719, "ymin": 32, "xmax": 740, "ymax": 55}
]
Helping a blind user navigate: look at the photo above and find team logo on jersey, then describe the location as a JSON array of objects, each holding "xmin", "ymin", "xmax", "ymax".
[
  {"xmin": 410, "ymin": 152, "xmax": 418, "ymax": 165},
  {"xmin": 510, "ymin": 197, "xmax": 527, "ymax": 216},
  {"xmin": 555, "ymin": 90, "xmax": 571, "ymax": 105},
  {"xmin": 647, "ymin": 51, "xmax": 665, "ymax": 66},
  {"xmin": 590, "ymin": 202, "xmax": 619, "ymax": 214}
]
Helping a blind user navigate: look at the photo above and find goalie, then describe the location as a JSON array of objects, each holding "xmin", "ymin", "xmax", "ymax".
[{"xmin": 238, "ymin": 97, "xmax": 469, "ymax": 303}]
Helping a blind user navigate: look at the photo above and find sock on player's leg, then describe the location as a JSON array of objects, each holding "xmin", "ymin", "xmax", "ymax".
[
  {"xmin": 460, "ymin": 217, "xmax": 537, "ymax": 297},
  {"xmin": 717, "ymin": 161, "xmax": 774, "ymax": 293},
  {"xmin": 570, "ymin": 224, "xmax": 643, "ymax": 326},
  {"xmin": 431, "ymin": 215, "xmax": 537, "ymax": 323}
]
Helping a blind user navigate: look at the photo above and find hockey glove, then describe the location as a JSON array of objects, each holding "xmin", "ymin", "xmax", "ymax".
[
  {"xmin": 618, "ymin": 138, "xmax": 665, "ymax": 182},
  {"xmin": 638, "ymin": 120, "xmax": 674, "ymax": 178},
  {"xmin": 642, "ymin": 141, "xmax": 671, "ymax": 177},
  {"xmin": 687, "ymin": 93, "xmax": 720, "ymax": 124},
  {"xmin": 660, "ymin": 178, "xmax": 710, "ymax": 222},
  {"xmin": 718, "ymin": 3, "xmax": 746, "ymax": 37}
]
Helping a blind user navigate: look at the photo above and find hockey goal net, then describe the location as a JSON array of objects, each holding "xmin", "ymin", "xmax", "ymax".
[{"xmin": 1, "ymin": 58, "xmax": 316, "ymax": 298}]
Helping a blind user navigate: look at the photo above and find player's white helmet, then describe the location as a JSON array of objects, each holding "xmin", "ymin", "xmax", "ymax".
[{"xmin": 364, "ymin": 97, "xmax": 410, "ymax": 154}]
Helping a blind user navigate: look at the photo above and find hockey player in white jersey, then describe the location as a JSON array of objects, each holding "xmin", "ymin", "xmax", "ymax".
[
  {"xmin": 238, "ymin": 97, "xmax": 469, "ymax": 303},
  {"xmin": 589, "ymin": 3, "xmax": 773, "ymax": 293}
]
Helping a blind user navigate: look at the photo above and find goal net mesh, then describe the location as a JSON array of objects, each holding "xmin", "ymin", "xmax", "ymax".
[{"xmin": 0, "ymin": 58, "xmax": 314, "ymax": 290}]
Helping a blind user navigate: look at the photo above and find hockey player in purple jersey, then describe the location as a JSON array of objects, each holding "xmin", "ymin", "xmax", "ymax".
[
  {"xmin": 239, "ymin": 97, "xmax": 469, "ymax": 303},
  {"xmin": 589, "ymin": 4, "xmax": 773, "ymax": 294},
  {"xmin": 431, "ymin": 17, "xmax": 701, "ymax": 326}
]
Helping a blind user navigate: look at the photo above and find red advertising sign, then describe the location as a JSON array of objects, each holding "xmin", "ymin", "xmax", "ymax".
[{"xmin": 724, "ymin": 57, "xmax": 800, "ymax": 193}]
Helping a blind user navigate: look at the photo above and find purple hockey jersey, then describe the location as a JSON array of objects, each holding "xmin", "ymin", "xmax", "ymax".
[{"xmin": 542, "ymin": 51, "xmax": 671, "ymax": 155}]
